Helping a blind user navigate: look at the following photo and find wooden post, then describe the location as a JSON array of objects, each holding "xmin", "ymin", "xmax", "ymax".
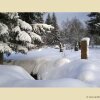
[
  {"xmin": 0, "ymin": 52, "xmax": 3, "ymax": 64},
  {"xmin": 81, "ymin": 40, "xmax": 87, "ymax": 59},
  {"xmin": 59, "ymin": 42, "xmax": 63, "ymax": 52}
]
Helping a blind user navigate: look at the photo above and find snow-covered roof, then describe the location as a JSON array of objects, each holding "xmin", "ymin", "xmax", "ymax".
[
  {"xmin": 0, "ymin": 43, "xmax": 12, "ymax": 53},
  {"xmin": 0, "ymin": 23, "xmax": 9, "ymax": 35},
  {"xmin": 16, "ymin": 31, "xmax": 31, "ymax": 43},
  {"xmin": 18, "ymin": 19, "xmax": 32, "ymax": 31}
]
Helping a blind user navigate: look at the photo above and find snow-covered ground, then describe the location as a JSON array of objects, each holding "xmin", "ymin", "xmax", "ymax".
[{"xmin": 2, "ymin": 46, "xmax": 100, "ymax": 87}]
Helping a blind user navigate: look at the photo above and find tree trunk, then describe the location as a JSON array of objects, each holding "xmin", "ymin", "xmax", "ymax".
[{"xmin": 0, "ymin": 52, "xmax": 3, "ymax": 64}]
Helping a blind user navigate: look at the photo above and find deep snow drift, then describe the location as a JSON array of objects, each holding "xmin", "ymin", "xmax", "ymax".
[{"xmin": 3, "ymin": 46, "xmax": 100, "ymax": 87}]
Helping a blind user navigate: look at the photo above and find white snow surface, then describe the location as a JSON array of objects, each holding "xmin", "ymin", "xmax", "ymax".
[{"xmin": 3, "ymin": 47, "xmax": 100, "ymax": 87}]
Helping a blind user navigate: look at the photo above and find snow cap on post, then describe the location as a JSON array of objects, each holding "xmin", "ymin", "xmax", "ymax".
[
  {"xmin": 81, "ymin": 37, "xmax": 90, "ymax": 59},
  {"xmin": 81, "ymin": 37, "xmax": 90, "ymax": 46}
]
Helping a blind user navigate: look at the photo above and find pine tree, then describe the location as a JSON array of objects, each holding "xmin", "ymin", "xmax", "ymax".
[
  {"xmin": 45, "ymin": 13, "xmax": 52, "ymax": 25},
  {"xmin": 87, "ymin": 12, "xmax": 100, "ymax": 35},
  {"xmin": 45, "ymin": 13, "xmax": 60, "ymax": 45},
  {"xmin": 87, "ymin": 12, "xmax": 100, "ymax": 45},
  {"xmin": 0, "ymin": 12, "xmax": 54, "ymax": 64},
  {"xmin": 51, "ymin": 13, "xmax": 60, "ymax": 44},
  {"xmin": 19, "ymin": 12, "xmax": 44, "ymax": 24}
]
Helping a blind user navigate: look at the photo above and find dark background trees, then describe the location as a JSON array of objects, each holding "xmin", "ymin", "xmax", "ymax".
[{"xmin": 87, "ymin": 12, "xmax": 100, "ymax": 45}]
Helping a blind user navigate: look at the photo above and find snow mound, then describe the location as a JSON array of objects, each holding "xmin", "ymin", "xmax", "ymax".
[
  {"xmin": 32, "ymin": 57, "xmax": 70, "ymax": 80},
  {"xmin": 43, "ymin": 59, "xmax": 100, "ymax": 86},
  {"xmin": 0, "ymin": 78, "xmax": 90, "ymax": 87},
  {"xmin": 0, "ymin": 65, "xmax": 34, "ymax": 86}
]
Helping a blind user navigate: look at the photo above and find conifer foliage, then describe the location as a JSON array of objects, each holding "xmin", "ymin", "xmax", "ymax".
[{"xmin": 0, "ymin": 12, "xmax": 54, "ymax": 64}]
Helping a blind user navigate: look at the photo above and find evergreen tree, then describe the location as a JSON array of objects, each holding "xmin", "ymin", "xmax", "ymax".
[
  {"xmin": 0, "ymin": 12, "xmax": 54, "ymax": 64},
  {"xmin": 45, "ymin": 13, "xmax": 52, "ymax": 25},
  {"xmin": 52, "ymin": 13, "xmax": 60, "ymax": 44},
  {"xmin": 87, "ymin": 12, "xmax": 100, "ymax": 35},
  {"xmin": 87, "ymin": 12, "xmax": 100, "ymax": 45},
  {"xmin": 19, "ymin": 12, "xmax": 44, "ymax": 24},
  {"xmin": 45, "ymin": 13, "xmax": 60, "ymax": 45}
]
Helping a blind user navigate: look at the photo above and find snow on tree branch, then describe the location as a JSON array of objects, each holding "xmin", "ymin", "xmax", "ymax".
[
  {"xmin": 18, "ymin": 19, "xmax": 32, "ymax": 31},
  {"xmin": 0, "ymin": 42, "xmax": 12, "ymax": 53},
  {"xmin": 7, "ymin": 13, "xmax": 19, "ymax": 19},
  {"xmin": 12, "ymin": 26, "xmax": 20, "ymax": 33},
  {"xmin": 95, "ymin": 23, "xmax": 100, "ymax": 27},
  {"xmin": 32, "ymin": 23, "xmax": 54, "ymax": 35},
  {"xmin": 16, "ymin": 31, "xmax": 31, "ymax": 43},
  {"xmin": 16, "ymin": 45, "xmax": 28, "ymax": 53},
  {"xmin": 28, "ymin": 31, "xmax": 42, "ymax": 43},
  {"xmin": 0, "ymin": 23, "xmax": 9, "ymax": 35}
]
